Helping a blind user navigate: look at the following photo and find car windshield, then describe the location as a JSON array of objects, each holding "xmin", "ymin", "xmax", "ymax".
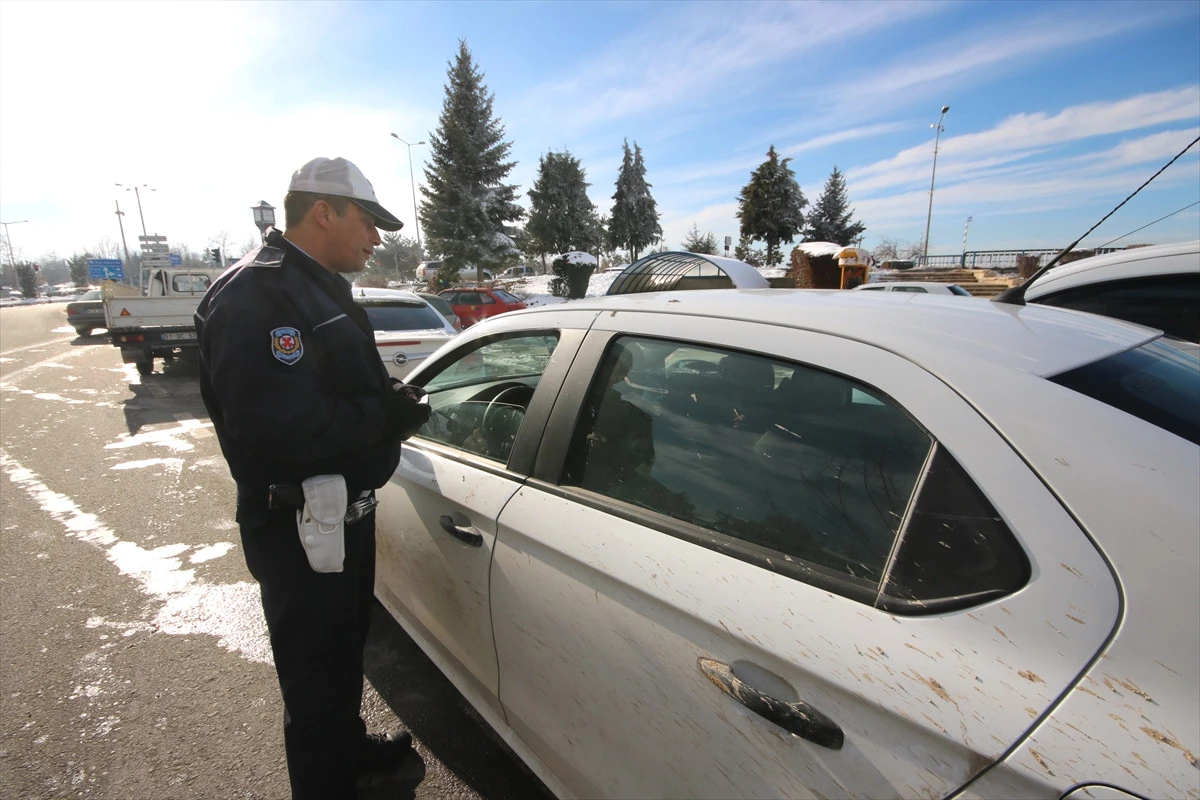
[
  {"xmin": 80, "ymin": 290, "xmax": 102, "ymax": 301},
  {"xmin": 1050, "ymin": 338, "xmax": 1200, "ymax": 445},
  {"xmin": 360, "ymin": 302, "xmax": 445, "ymax": 331}
]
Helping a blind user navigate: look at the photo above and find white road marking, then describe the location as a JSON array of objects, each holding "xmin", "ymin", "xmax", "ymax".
[
  {"xmin": 0, "ymin": 335, "xmax": 76, "ymax": 359},
  {"xmin": 0, "ymin": 449, "xmax": 270, "ymax": 665}
]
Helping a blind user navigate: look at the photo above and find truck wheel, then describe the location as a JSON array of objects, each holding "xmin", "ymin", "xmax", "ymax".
[{"xmin": 136, "ymin": 358, "xmax": 154, "ymax": 376}]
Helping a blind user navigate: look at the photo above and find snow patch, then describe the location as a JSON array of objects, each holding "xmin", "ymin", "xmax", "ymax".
[
  {"xmin": 190, "ymin": 542, "xmax": 236, "ymax": 563},
  {"xmin": 110, "ymin": 458, "xmax": 185, "ymax": 475}
]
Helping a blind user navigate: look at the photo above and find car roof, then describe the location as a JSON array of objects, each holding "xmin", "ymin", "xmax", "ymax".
[
  {"xmin": 509, "ymin": 289, "xmax": 1160, "ymax": 379},
  {"xmin": 351, "ymin": 287, "xmax": 426, "ymax": 303},
  {"xmin": 1025, "ymin": 240, "xmax": 1199, "ymax": 299}
]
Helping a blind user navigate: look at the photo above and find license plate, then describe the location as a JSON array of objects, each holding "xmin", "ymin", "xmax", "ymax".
[{"xmin": 161, "ymin": 332, "xmax": 194, "ymax": 341}]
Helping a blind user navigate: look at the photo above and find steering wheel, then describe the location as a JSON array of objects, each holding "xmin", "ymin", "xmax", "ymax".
[{"xmin": 481, "ymin": 383, "xmax": 535, "ymax": 456}]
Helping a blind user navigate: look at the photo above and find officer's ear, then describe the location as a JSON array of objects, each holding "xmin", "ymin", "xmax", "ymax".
[{"xmin": 309, "ymin": 200, "xmax": 335, "ymax": 231}]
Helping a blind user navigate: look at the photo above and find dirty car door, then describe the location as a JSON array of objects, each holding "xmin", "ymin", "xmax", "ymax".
[
  {"xmin": 488, "ymin": 315, "xmax": 1120, "ymax": 799},
  {"xmin": 374, "ymin": 325, "xmax": 583, "ymax": 721}
]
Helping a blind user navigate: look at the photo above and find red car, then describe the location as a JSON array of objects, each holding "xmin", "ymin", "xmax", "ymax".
[{"xmin": 439, "ymin": 287, "xmax": 526, "ymax": 327}]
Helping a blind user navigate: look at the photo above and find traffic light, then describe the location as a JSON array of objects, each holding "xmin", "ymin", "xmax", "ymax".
[{"xmin": 209, "ymin": 248, "xmax": 221, "ymax": 265}]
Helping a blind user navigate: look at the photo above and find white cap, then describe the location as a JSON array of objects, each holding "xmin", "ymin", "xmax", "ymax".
[{"xmin": 288, "ymin": 157, "xmax": 404, "ymax": 232}]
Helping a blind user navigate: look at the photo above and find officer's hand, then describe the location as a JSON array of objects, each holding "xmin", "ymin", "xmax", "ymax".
[{"xmin": 384, "ymin": 388, "xmax": 431, "ymax": 441}]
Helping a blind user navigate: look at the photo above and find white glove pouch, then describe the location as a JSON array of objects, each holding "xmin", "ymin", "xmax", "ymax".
[{"xmin": 296, "ymin": 474, "xmax": 347, "ymax": 573}]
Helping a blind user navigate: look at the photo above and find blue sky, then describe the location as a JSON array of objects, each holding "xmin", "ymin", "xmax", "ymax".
[{"xmin": 1, "ymin": 0, "xmax": 1197, "ymax": 263}]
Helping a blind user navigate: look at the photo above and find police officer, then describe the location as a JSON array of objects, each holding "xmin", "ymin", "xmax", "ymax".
[{"xmin": 196, "ymin": 157, "xmax": 430, "ymax": 799}]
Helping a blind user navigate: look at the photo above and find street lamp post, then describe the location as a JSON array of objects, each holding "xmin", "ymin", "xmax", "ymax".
[
  {"xmin": 114, "ymin": 201, "xmax": 132, "ymax": 269},
  {"xmin": 115, "ymin": 183, "xmax": 155, "ymax": 236},
  {"xmin": 922, "ymin": 105, "xmax": 950, "ymax": 264},
  {"xmin": 390, "ymin": 133, "xmax": 426, "ymax": 250},
  {"xmin": 1, "ymin": 219, "xmax": 29, "ymax": 270},
  {"xmin": 251, "ymin": 201, "xmax": 276, "ymax": 241}
]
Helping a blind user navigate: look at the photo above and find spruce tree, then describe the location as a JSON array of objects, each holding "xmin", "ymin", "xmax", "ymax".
[
  {"xmin": 736, "ymin": 145, "xmax": 807, "ymax": 266},
  {"xmin": 420, "ymin": 40, "xmax": 523, "ymax": 283},
  {"xmin": 526, "ymin": 150, "xmax": 601, "ymax": 269},
  {"xmin": 608, "ymin": 139, "xmax": 662, "ymax": 262},
  {"xmin": 681, "ymin": 224, "xmax": 718, "ymax": 254},
  {"xmin": 804, "ymin": 166, "xmax": 865, "ymax": 244}
]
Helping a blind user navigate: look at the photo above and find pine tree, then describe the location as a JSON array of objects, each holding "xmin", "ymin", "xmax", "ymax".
[
  {"xmin": 736, "ymin": 145, "xmax": 807, "ymax": 266},
  {"xmin": 608, "ymin": 139, "xmax": 662, "ymax": 262},
  {"xmin": 526, "ymin": 150, "xmax": 601, "ymax": 269},
  {"xmin": 733, "ymin": 233, "xmax": 765, "ymax": 267},
  {"xmin": 681, "ymin": 224, "xmax": 718, "ymax": 254},
  {"xmin": 804, "ymin": 166, "xmax": 865, "ymax": 244},
  {"xmin": 419, "ymin": 40, "xmax": 523, "ymax": 283}
]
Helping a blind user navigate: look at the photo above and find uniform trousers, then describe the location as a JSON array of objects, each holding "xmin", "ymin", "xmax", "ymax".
[{"xmin": 240, "ymin": 504, "xmax": 376, "ymax": 800}]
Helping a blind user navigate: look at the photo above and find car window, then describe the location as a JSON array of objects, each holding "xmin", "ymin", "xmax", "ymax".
[
  {"xmin": 81, "ymin": 290, "xmax": 102, "ymax": 301},
  {"xmin": 561, "ymin": 336, "xmax": 1030, "ymax": 611},
  {"xmin": 359, "ymin": 302, "xmax": 445, "ymax": 331},
  {"xmin": 478, "ymin": 293, "xmax": 496, "ymax": 305},
  {"xmin": 415, "ymin": 332, "xmax": 562, "ymax": 463},
  {"xmin": 173, "ymin": 274, "xmax": 211, "ymax": 293},
  {"xmin": 1034, "ymin": 273, "xmax": 1200, "ymax": 343},
  {"xmin": 893, "ymin": 286, "xmax": 926, "ymax": 293},
  {"xmin": 1050, "ymin": 337, "xmax": 1200, "ymax": 445},
  {"xmin": 858, "ymin": 285, "xmax": 886, "ymax": 291},
  {"xmin": 420, "ymin": 295, "xmax": 454, "ymax": 317},
  {"xmin": 948, "ymin": 285, "xmax": 972, "ymax": 296},
  {"xmin": 494, "ymin": 290, "xmax": 521, "ymax": 303}
]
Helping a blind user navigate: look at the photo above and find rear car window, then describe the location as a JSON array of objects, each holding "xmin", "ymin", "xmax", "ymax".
[
  {"xmin": 1034, "ymin": 273, "xmax": 1200, "ymax": 343},
  {"xmin": 948, "ymin": 285, "xmax": 971, "ymax": 296},
  {"xmin": 494, "ymin": 290, "xmax": 522, "ymax": 303},
  {"xmin": 360, "ymin": 302, "xmax": 446, "ymax": 332},
  {"xmin": 1050, "ymin": 338, "xmax": 1200, "ymax": 445}
]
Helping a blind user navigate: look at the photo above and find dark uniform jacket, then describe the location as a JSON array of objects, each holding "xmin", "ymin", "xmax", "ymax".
[{"xmin": 195, "ymin": 228, "xmax": 400, "ymax": 524}]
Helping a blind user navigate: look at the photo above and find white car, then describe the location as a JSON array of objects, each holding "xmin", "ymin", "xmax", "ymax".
[
  {"xmin": 350, "ymin": 287, "xmax": 457, "ymax": 380},
  {"xmin": 415, "ymin": 259, "xmax": 493, "ymax": 283},
  {"xmin": 853, "ymin": 280, "xmax": 972, "ymax": 295},
  {"xmin": 376, "ymin": 290, "xmax": 1198, "ymax": 800},
  {"xmin": 1022, "ymin": 240, "xmax": 1199, "ymax": 343}
]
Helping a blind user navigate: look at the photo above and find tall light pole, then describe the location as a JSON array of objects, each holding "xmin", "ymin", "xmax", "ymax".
[
  {"xmin": 114, "ymin": 201, "xmax": 132, "ymax": 268},
  {"xmin": 922, "ymin": 105, "xmax": 949, "ymax": 263},
  {"xmin": 115, "ymin": 183, "xmax": 155, "ymax": 236},
  {"xmin": 390, "ymin": 133, "xmax": 426, "ymax": 250},
  {"xmin": 1, "ymin": 219, "xmax": 28, "ymax": 269}
]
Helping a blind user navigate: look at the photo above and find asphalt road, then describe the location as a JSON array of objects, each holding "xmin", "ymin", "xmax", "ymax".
[{"xmin": 0, "ymin": 303, "xmax": 553, "ymax": 800}]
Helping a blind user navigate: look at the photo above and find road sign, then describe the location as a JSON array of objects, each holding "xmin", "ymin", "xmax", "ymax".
[
  {"xmin": 169, "ymin": 253, "xmax": 181, "ymax": 266},
  {"xmin": 87, "ymin": 258, "xmax": 124, "ymax": 281},
  {"xmin": 138, "ymin": 235, "xmax": 168, "ymax": 243}
]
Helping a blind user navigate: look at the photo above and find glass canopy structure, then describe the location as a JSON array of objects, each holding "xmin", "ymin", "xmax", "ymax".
[{"xmin": 606, "ymin": 251, "xmax": 770, "ymax": 295}]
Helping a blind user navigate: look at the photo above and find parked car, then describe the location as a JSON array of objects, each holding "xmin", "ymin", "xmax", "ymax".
[
  {"xmin": 376, "ymin": 290, "xmax": 1198, "ymax": 800},
  {"xmin": 853, "ymin": 280, "xmax": 972, "ymax": 295},
  {"xmin": 65, "ymin": 289, "xmax": 106, "ymax": 336},
  {"xmin": 350, "ymin": 287, "xmax": 457, "ymax": 380},
  {"xmin": 498, "ymin": 265, "xmax": 537, "ymax": 279},
  {"xmin": 415, "ymin": 259, "xmax": 493, "ymax": 283},
  {"xmin": 416, "ymin": 292, "xmax": 462, "ymax": 331},
  {"xmin": 1021, "ymin": 240, "xmax": 1199, "ymax": 343},
  {"xmin": 438, "ymin": 287, "xmax": 526, "ymax": 327}
]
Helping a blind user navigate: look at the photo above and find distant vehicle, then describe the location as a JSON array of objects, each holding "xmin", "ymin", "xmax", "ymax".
[
  {"xmin": 853, "ymin": 281, "xmax": 972, "ymax": 296},
  {"xmin": 351, "ymin": 287, "xmax": 458, "ymax": 380},
  {"xmin": 498, "ymin": 265, "xmax": 537, "ymax": 279},
  {"xmin": 1021, "ymin": 240, "xmax": 1199, "ymax": 343},
  {"xmin": 103, "ymin": 266, "xmax": 223, "ymax": 375},
  {"xmin": 439, "ymin": 287, "xmax": 526, "ymax": 327},
  {"xmin": 417, "ymin": 292, "xmax": 462, "ymax": 332},
  {"xmin": 416, "ymin": 260, "xmax": 493, "ymax": 283},
  {"xmin": 65, "ymin": 289, "xmax": 106, "ymax": 336}
]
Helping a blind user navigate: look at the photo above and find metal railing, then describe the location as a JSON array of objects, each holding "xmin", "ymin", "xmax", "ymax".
[{"xmin": 911, "ymin": 248, "xmax": 1122, "ymax": 271}]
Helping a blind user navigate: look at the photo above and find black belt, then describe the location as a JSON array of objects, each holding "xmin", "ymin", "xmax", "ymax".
[{"xmin": 267, "ymin": 484, "xmax": 377, "ymax": 524}]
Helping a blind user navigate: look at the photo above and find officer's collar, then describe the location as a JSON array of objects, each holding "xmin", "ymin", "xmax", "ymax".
[{"xmin": 266, "ymin": 228, "xmax": 348, "ymax": 290}]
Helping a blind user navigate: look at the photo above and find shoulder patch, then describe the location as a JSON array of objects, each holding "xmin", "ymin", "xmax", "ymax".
[
  {"xmin": 271, "ymin": 327, "xmax": 303, "ymax": 365},
  {"xmin": 251, "ymin": 246, "xmax": 286, "ymax": 268}
]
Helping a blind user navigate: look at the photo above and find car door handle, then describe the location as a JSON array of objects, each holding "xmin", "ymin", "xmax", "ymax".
[
  {"xmin": 438, "ymin": 514, "xmax": 483, "ymax": 547},
  {"xmin": 698, "ymin": 658, "xmax": 844, "ymax": 750}
]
